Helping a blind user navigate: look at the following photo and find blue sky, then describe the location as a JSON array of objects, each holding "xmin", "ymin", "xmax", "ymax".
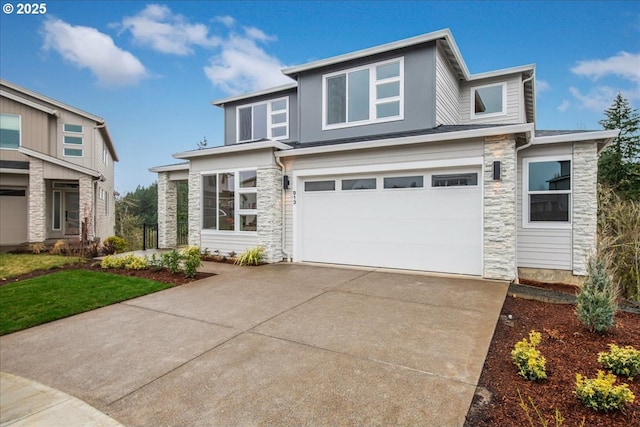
[{"xmin": 1, "ymin": 1, "xmax": 639, "ymax": 194}]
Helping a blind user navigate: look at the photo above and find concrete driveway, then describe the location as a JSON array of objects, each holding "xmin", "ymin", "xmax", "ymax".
[{"xmin": 0, "ymin": 262, "xmax": 507, "ymax": 426}]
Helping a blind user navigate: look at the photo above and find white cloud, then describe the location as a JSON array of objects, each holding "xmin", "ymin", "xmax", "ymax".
[
  {"xmin": 557, "ymin": 99, "xmax": 570, "ymax": 112},
  {"xmin": 536, "ymin": 79, "xmax": 551, "ymax": 95},
  {"xmin": 42, "ymin": 18, "xmax": 147, "ymax": 86},
  {"xmin": 214, "ymin": 16, "xmax": 236, "ymax": 27},
  {"xmin": 569, "ymin": 51, "xmax": 640, "ymax": 111},
  {"xmin": 120, "ymin": 4, "xmax": 221, "ymax": 55}
]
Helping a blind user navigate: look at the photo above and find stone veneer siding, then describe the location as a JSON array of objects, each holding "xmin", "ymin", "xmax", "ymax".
[
  {"xmin": 79, "ymin": 176, "xmax": 93, "ymax": 240},
  {"xmin": 28, "ymin": 159, "xmax": 46, "ymax": 242},
  {"xmin": 257, "ymin": 167, "xmax": 283, "ymax": 263},
  {"xmin": 572, "ymin": 141, "xmax": 598, "ymax": 275},
  {"xmin": 483, "ymin": 136, "xmax": 517, "ymax": 280},
  {"xmin": 157, "ymin": 172, "xmax": 177, "ymax": 248},
  {"xmin": 188, "ymin": 171, "xmax": 201, "ymax": 247}
]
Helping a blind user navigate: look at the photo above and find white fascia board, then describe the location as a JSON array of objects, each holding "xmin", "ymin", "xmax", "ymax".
[
  {"xmin": 211, "ymin": 83, "xmax": 298, "ymax": 107},
  {"xmin": 467, "ymin": 64, "xmax": 535, "ymax": 81},
  {"xmin": 173, "ymin": 140, "xmax": 292, "ymax": 159},
  {"xmin": 0, "ymin": 90, "xmax": 57, "ymax": 115},
  {"xmin": 532, "ymin": 129, "xmax": 620, "ymax": 145},
  {"xmin": 283, "ymin": 29, "xmax": 472, "ymax": 78},
  {"xmin": 1, "ymin": 79, "xmax": 104, "ymax": 123},
  {"xmin": 149, "ymin": 163, "xmax": 190, "ymax": 173},
  {"xmin": 18, "ymin": 147, "xmax": 101, "ymax": 178},
  {"xmin": 277, "ymin": 123, "xmax": 534, "ymax": 158}
]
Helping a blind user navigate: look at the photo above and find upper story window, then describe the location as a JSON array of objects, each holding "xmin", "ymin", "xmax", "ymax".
[
  {"xmin": 470, "ymin": 83, "xmax": 506, "ymax": 119},
  {"xmin": 0, "ymin": 114, "xmax": 21, "ymax": 150},
  {"xmin": 237, "ymin": 97, "xmax": 289, "ymax": 143},
  {"xmin": 524, "ymin": 157, "xmax": 571, "ymax": 228},
  {"xmin": 323, "ymin": 57, "xmax": 404, "ymax": 130},
  {"xmin": 102, "ymin": 143, "xmax": 109, "ymax": 165},
  {"xmin": 63, "ymin": 123, "xmax": 83, "ymax": 157}
]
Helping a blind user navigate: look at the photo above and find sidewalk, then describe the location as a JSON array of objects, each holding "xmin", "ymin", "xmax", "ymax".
[{"xmin": 0, "ymin": 372, "xmax": 124, "ymax": 427}]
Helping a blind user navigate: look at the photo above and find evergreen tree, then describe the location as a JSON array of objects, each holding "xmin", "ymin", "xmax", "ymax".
[{"xmin": 598, "ymin": 93, "xmax": 640, "ymax": 200}]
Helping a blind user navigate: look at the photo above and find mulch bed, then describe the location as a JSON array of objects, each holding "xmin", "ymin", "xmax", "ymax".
[{"xmin": 465, "ymin": 293, "xmax": 640, "ymax": 426}]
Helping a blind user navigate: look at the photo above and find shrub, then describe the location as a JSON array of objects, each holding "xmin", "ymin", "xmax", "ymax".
[
  {"xmin": 182, "ymin": 246, "xmax": 202, "ymax": 278},
  {"xmin": 100, "ymin": 254, "xmax": 148, "ymax": 270},
  {"xmin": 235, "ymin": 246, "xmax": 265, "ymax": 266},
  {"xmin": 30, "ymin": 242, "xmax": 46, "ymax": 254},
  {"xmin": 575, "ymin": 256, "xmax": 618, "ymax": 333},
  {"xmin": 100, "ymin": 255, "xmax": 127, "ymax": 269},
  {"xmin": 161, "ymin": 249, "xmax": 182, "ymax": 274},
  {"xmin": 511, "ymin": 330, "xmax": 547, "ymax": 381},
  {"xmin": 103, "ymin": 236, "xmax": 128, "ymax": 255},
  {"xmin": 598, "ymin": 186, "xmax": 640, "ymax": 302},
  {"xmin": 575, "ymin": 370, "xmax": 635, "ymax": 412},
  {"xmin": 49, "ymin": 240, "xmax": 68, "ymax": 255},
  {"xmin": 598, "ymin": 344, "xmax": 640, "ymax": 379}
]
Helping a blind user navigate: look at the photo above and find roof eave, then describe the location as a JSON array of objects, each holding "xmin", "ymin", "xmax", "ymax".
[
  {"xmin": 211, "ymin": 82, "xmax": 298, "ymax": 107},
  {"xmin": 173, "ymin": 140, "xmax": 292, "ymax": 159},
  {"xmin": 149, "ymin": 163, "xmax": 190, "ymax": 173},
  {"xmin": 18, "ymin": 147, "xmax": 102, "ymax": 178}
]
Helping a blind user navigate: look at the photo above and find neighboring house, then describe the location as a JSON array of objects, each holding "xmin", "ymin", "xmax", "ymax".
[
  {"xmin": 151, "ymin": 29, "xmax": 618, "ymax": 283},
  {"xmin": 0, "ymin": 80, "xmax": 118, "ymax": 247}
]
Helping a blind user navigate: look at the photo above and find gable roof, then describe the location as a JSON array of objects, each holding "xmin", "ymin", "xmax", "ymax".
[{"xmin": 0, "ymin": 79, "xmax": 119, "ymax": 162}]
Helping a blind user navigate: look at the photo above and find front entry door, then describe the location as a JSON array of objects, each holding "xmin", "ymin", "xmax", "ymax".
[{"xmin": 64, "ymin": 192, "xmax": 80, "ymax": 235}]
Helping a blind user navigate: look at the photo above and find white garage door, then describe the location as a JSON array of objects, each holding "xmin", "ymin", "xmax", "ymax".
[
  {"xmin": 299, "ymin": 168, "xmax": 482, "ymax": 275},
  {"xmin": 0, "ymin": 188, "xmax": 28, "ymax": 245}
]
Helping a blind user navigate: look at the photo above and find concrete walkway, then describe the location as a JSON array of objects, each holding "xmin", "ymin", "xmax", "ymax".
[{"xmin": 0, "ymin": 262, "xmax": 508, "ymax": 426}]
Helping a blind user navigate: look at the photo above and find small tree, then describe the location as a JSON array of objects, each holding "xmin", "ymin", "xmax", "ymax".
[
  {"xmin": 576, "ymin": 256, "xmax": 618, "ymax": 333},
  {"xmin": 598, "ymin": 93, "xmax": 640, "ymax": 201}
]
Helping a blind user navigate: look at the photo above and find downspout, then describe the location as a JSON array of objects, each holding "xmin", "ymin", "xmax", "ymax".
[{"xmin": 275, "ymin": 155, "xmax": 292, "ymax": 262}]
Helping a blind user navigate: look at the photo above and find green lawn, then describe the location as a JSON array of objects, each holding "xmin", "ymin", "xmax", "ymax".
[
  {"xmin": 0, "ymin": 269, "xmax": 171, "ymax": 335},
  {"xmin": 0, "ymin": 253, "xmax": 81, "ymax": 279}
]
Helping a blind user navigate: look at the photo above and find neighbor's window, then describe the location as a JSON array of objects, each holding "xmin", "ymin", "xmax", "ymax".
[
  {"xmin": 526, "ymin": 158, "xmax": 571, "ymax": 223},
  {"xmin": 432, "ymin": 173, "xmax": 478, "ymax": 187},
  {"xmin": 63, "ymin": 124, "xmax": 83, "ymax": 133},
  {"xmin": 201, "ymin": 170, "xmax": 257, "ymax": 232},
  {"xmin": 237, "ymin": 97, "xmax": 288, "ymax": 143},
  {"xmin": 471, "ymin": 83, "xmax": 506, "ymax": 118},
  {"xmin": 324, "ymin": 57, "xmax": 403, "ymax": 129},
  {"xmin": 383, "ymin": 175, "xmax": 423, "ymax": 189},
  {"xmin": 0, "ymin": 114, "xmax": 21, "ymax": 149},
  {"xmin": 63, "ymin": 123, "xmax": 83, "ymax": 157}
]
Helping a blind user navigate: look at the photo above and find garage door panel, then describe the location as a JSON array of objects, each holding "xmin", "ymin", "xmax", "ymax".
[{"xmin": 299, "ymin": 169, "xmax": 482, "ymax": 275}]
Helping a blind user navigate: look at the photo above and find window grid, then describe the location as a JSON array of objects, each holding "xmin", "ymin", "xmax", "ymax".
[
  {"xmin": 202, "ymin": 170, "xmax": 258, "ymax": 233},
  {"xmin": 237, "ymin": 97, "xmax": 289, "ymax": 143},
  {"xmin": 523, "ymin": 157, "xmax": 572, "ymax": 228}
]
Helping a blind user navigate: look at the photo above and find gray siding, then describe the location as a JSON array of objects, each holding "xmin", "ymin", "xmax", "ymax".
[
  {"xmin": 222, "ymin": 88, "xmax": 298, "ymax": 145},
  {"xmin": 297, "ymin": 44, "xmax": 437, "ymax": 144},
  {"xmin": 435, "ymin": 43, "xmax": 460, "ymax": 125},
  {"xmin": 460, "ymin": 74, "xmax": 523, "ymax": 125},
  {"xmin": 516, "ymin": 144, "xmax": 572, "ymax": 270},
  {"xmin": 0, "ymin": 97, "xmax": 49, "ymax": 161}
]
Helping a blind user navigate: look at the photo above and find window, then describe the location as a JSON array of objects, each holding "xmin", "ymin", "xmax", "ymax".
[
  {"xmin": 202, "ymin": 170, "xmax": 257, "ymax": 232},
  {"xmin": 0, "ymin": 114, "xmax": 20, "ymax": 149},
  {"xmin": 63, "ymin": 123, "xmax": 83, "ymax": 157},
  {"xmin": 105, "ymin": 192, "xmax": 109, "ymax": 215},
  {"xmin": 0, "ymin": 188, "xmax": 26, "ymax": 196},
  {"xmin": 432, "ymin": 173, "xmax": 478, "ymax": 187},
  {"xmin": 102, "ymin": 144, "xmax": 109, "ymax": 165},
  {"xmin": 342, "ymin": 178, "xmax": 376, "ymax": 190},
  {"xmin": 525, "ymin": 158, "xmax": 571, "ymax": 225},
  {"xmin": 237, "ymin": 97, "xmax": 288, "ymax": 143},
  {"xmin": 304, "ymin": 180, "xmax": 335, "ymax": 192},
  {"xmin": 324, "ymin": 58, "xmax": 403, "ymax": 129},
  {"xmin": 471, "ymin": 83, "xmax": 506, "ymax": 119},
  {"xmin": 383, "ymin": 175, "xmax": 423, "ymax": 189}
]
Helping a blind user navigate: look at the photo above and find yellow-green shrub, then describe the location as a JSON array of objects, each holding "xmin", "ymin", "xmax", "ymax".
[
  {"xmin": 511, "ymin": 330, "xmax": 547, "ymax": 381},
  {"xmin": 100, "ymin": 254, "xmax": 148, "ymax": 270},
  {"xmin": 234, "ymin": 246, "xmax": 265, "ymax": 266},
  {"xmin": 598, "ymin": 344, "xmax": 640, "ymax": 379},
  {"xmin": 575, "ymin": 370, "xmax": 635, "ymax": 411}
]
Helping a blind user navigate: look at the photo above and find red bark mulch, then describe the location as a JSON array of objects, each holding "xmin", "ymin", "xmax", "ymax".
[{"xmin": 465, "ymin": 295, "xmax": 640, "ymax": 427}]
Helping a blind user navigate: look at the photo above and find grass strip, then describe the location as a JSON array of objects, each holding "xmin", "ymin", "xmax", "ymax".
[{"xmin": 0, "ymin": 269, "xmax": 171, "ymax": 335}]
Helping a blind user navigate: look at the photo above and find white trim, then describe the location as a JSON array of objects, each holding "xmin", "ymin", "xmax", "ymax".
[
  {"xmin": 522, "ymin": 155, "xmax": 572, "ymax": 230},
  {"xmin": 277, "ymin": 123, "xmax": 534, "ymax": 158},
  {"xmin": 173, "ymin": 140, "xmax": 291, "ymax": 159},
  {"xmin": 236, "ymin": 96, "xmax": 289, "ymax": 143},
  {"xmin": 211, "ymin": 83, "xmax": 297, "ymax": 106},
  {"xmin": 149, "ymin": 163, "xmax": 189, "ymax": 173},
  {"xmin": 470, "ymin": 82, "xmax": 507, "ymax": 120},
  {"xmin": 467, "ymin": 64, "xmax": 535, "ymax": 81},
  {"xmin": 322, "ymin": 57, "xmax": 404, "ymax": 130},
  {"xmin": 18, "ymin": 147, "xmax": 100, "ymax": 178},
  {"xmin": 532, "ymin": 129, "xmax": 619, "ymax": 145}
]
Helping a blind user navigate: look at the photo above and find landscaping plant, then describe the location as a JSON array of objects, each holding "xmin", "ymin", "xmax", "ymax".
[
  {"xmin": 575, "ymin": 256, "xmax": 618, "ymax": 333},
  {"xmin": 103, "ymin": 236, "xmax": 128, "ymax": 255},
  {"xmin": 598, "ymin": 344, "xmax": 640, "ymax": 380},
  {"xmin": 511, "ymin": 330, "xmax": 547, "ymax": 381},
  {"xmin": 182, "ymin": 246, "xmax": 202, "ymax": 278},
  {"xmin": 161, "ymin": 249, "xmax": 182, "ymax": 274},
  {"xmin": 575, "ymin": 370, "xmax": 635, "ymax": 412},
  {"xmin": 234, "ymin": 246, "xmax": 265, "ymax": 266},
  {"xmin": 517, "ymin": 390, "xmax": 585, "ymax": 427}
]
